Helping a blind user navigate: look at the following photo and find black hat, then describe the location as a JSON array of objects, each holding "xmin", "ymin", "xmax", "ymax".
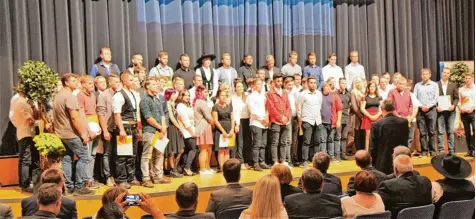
[
  {"xmin": 431, "ymin": 154, "xmax": 472, "ymax": 179},
  {"xmin": 197, "ymin": 53, "xmax": 216, "ymax": 64}
]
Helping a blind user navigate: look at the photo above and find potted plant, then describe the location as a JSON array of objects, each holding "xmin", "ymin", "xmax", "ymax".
[
  {"xmin": 33, "ymin": 133, "xmax": 65, "ymax": 170},
  {"xmin": 449, "ymin": 61, "xmax": 470, "ymax": 88}
]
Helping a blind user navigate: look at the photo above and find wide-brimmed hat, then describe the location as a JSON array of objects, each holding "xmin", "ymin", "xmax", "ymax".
[
  {"xmin": 431, "ymin": 154, "xmax": 472, "ymax": 179},
  {"xmin": 197, "ymin": 53, "xmax": 216, "ymax": 64}
]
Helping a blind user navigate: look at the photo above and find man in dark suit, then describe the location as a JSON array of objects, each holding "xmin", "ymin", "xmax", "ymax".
[
  {"xmin": 284, "ymin": 168, "xmax": 342, "ymax": 218},
  {"xmin": 19, "ymin": 183, "xmax": 63, "ymax": 219},
  {"xmin": 346, "ymin": 150, "xmax": 387, "ymax": 196},
  {"xmin": 378, "ymin": 155, "xmax": 433, "ymax": 219},
  {"xmin": 21, "ymin": 169, "xmax": 77, "ymax": 219},
  {"xmin": 263, "ymin": 55, "xmax": 281, "ymax": 82},
  {"xmin": 370, "ymin": 99, "xmax": 409, "ymax": 174},
  {"xmin": 298, "ymin": 152, "xmax": 342, "ymax": 195},
  {"xmin": 205, "ymin": 159, "xmax": 252, "ymax": 217},
  {"xmin": 386, "ymin": 146, "xmax": 420, "ymax": 179},
  {"xmin": 165, "ymin": 182, "xmax": 214, "ymax": 219},
  {"xmin": 436, "ymin": 67, "xmax": 459, "ymax": 154}
]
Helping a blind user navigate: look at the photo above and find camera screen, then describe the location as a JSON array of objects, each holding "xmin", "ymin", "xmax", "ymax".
[{"xmin": 124, "ymin": 195, "xmax": 141, "ymax": 206}]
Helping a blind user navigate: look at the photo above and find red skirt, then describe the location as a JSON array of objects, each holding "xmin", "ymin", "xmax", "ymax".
[
  {"xmin": 196, "ymin": 124, "xmax": 214, "ymax": 145},
  {"xmin": 360, "ymin": 108, "xmax": 380, "ymax": 130}
]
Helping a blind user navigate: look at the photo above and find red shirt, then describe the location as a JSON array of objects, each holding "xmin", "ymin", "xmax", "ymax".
[
  {"xmin": 388, "ymin": 88, "xmax": 412, "ymax": 117},
  {"xmin": 77, "ymin": 90, "xmax": 97, "ymax": 116},
  {"xmin": 330, "ymin": 92, "xmax": 344, "ymax": 128},
  {"xmin": 266, "ymin": 88, "xmax": 291, "ymax": 125}
]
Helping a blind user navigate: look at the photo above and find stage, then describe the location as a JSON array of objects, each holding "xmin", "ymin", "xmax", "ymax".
[{"xmin": 0, "ymin": 154, "xmax": 473, "ymax": 219}]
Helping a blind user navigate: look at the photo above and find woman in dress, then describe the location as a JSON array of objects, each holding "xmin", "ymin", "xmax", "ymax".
[
  {"xmin": 212, "ymin": 89, "xmax": 235, "ymax": 171},
  {"xmin": 231, "ymin": 78, "xmax": 251, "ymax": 170},
  {"xmin": 350, "ymin": 77, "xmax": 365, "ymax": 151},
  {"xmin": 360, "ymin": 82, "xmax": 382, "ymax": 150},
  {"xmin": 193, "ymin": 85, "xmax": 215, "ymax": 174},
  {"xmin": 164, "ymin": 88, "xmax": 184, "ymax": 178},
  {"xmin": 239, "ymin": 174, "xmax": 288, "ymax": 219},
  {"xmin": 176, "ymin": 90, "xmax": 197, "ymax": 176}
]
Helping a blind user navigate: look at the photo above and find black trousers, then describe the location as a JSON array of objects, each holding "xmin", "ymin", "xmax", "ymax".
[
  {"xmin": 114, "ymin": 125, "xmax": 138, "ymax": 183},
  {"xmin": 18, "ymin": 137, "xmax": 39, "ymax": 188},
  {"xmin": 250, "ymin": 126, "xmax": 267, "ymax": 164}
]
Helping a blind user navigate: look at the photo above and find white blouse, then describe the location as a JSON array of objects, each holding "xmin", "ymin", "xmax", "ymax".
[
  {"xmin": 231, "ymin": 94, "xmax": 250, "ymax": 125},
  {"xmin": 176, "ymin": 103, "xmax": 195, "ymax": 138}
]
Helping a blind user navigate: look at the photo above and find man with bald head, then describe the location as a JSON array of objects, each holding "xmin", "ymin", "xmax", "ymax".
[
  {"xmin": 346, "ymin": 150, "xmax": 387, "ymax": 196},
  {"xmin": 378, "ymin": 155, "xmax": 432, "ymax": 219}
]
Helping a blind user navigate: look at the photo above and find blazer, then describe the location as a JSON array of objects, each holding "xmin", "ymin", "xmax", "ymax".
[
  {"xmin": 280, "ymin": 184, "xmax": 302, "ymax": 202},
  {"xmin": 284, "ymin": 192, "xmax": 343, "ymax": 218},
  {"xmin": 205, "ymin": 183, "xmax": 252, "ymax": 216},
  {"xmin": 0, "ymin": 203, "xmax": 13, "ymax": 219},
  {"xmin": 370, "ymin": 114, "xmax": 409, "ymax": 174},
  {"xmin": 298, "ymin": 172, "xmax": 343, "ymax": 196},
  {"xmin": 18, "ymin": 210, "xmax": 59, "ymax": 219},
  {"xmin": 263, "ymin": 66, "xmax": 281, "ymax": 81},
  {"xmin": 386, "ymin": 170, "xmax": 420, "ymax": 180},
  {"xmin": 378, "ymin": 172, "xmax": 432, "ymax": 219},
  {"xmin": 165, "ymin": 210, "xmax": 215, "ymax": 219},
  {"xmin": 21, "ymin": 195, "xmax": 77, "ymax": 219},
  {"xmin": 437, "ymin": 80, "xmax": 459, "ymax": 107},
  {"xmin": 346, "ymin": 166, "xmax": 387, "ymax": 196}
]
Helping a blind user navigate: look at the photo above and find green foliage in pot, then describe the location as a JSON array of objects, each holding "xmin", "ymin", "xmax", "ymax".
[
  {"xmin": 33, "ymin": 133, "xmax": 65, "ymax": 156},
  {"xmin": 449, "ymin": 62, "xmax": 471, "ymax": 88},
  {"xmin": 17, "ymin": 60, "xmax": 59, "ymax": 104}
]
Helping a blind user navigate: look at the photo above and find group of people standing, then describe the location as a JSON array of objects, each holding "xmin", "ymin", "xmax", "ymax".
[{"xmin": 9, "ymin": 46, "xmax": 475, "ymax": 196}]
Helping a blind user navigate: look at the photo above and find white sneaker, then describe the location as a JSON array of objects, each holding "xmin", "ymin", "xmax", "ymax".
[
  {"xmin": 283, "ymin": 162, "xmax": 292, "ymax": 169},
  {"xmin": 199, "ymin": 170, "xmax": 209, "ymax": 175},
  {"xmin": 207, "ymin": 169, "xmax": 215, "ymax": 174}
]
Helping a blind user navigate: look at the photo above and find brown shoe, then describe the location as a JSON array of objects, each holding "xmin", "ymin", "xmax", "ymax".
[
  {"xmin": 152, "ymin": 177, "xmax": 172, "ymax": 184},
  {"xmin": 129, "ymin": 179, "xmax": 141, "ymax": 186},
  {"xmin": 142, "ymin": 180, "xmax": 154, "ymax": 188},
  {"xmin": 119, "ymin": 182, "xmax": 131, "ymax": 189}
]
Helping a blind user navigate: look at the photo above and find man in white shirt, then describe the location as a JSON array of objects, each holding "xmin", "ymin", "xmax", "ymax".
[
  {"xmin": 458, "ymin": 73, "xmax": 475, "ymax": 157},
  {"xmin": 149, "ymin": 51, "xmax": 174, "ymax": 80},
  {"xmin": 297, "ymin": 76, "xmax": 323, "ymax": 167},
  {"xmin": 378, "ymin": 77, "xmax": 391, "ymax": 100},
  {"xmin": 284, "ymin": 76, "xmax": 300, "ymax": 165},
  {"xmin": 436, "ymin": 67, "xmax": 459, "ymax": 155},
  {"xmin": 344, "ymin": 51, "xmax": 365, "ymax": 90},
  {"xmin": 381, "ymin": 72, "xmax": 394, "ymax": 89},
  {"xmin": 189, "ymin": 75, "xmax": 203, "ymax": 102},
  {"xmin": 196, "ymin": 54, "xmax": 218, "ymax": 97},
  {"xmin": 281, "ymin": 51, "xmax": 302, "ymax": 77},
  {"xmin": 246, "ymin": 78, "xmax": 271, "ymax": 171},
  {"xmin": 322, "ymin": 53, "xmax": 343, "ymax": 89}
]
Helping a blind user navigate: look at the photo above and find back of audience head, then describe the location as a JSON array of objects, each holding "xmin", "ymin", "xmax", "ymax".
[
  {"xmin": 37, "ymin": 183, "xmax": 62, "ymax": 215},
  {"xmin": 393, "ymin": 145, "xmax": 412, "ymax": 159},
  {"xmin": 354, "ymin": 170, "xmax": 377, "ymax": 194},
  {"xmin": 249, "ymin": 174, "xmax": 283, "ymax": 218},
  {"xmin": 313, "ymin": 152, "xmax": 330, "ymax": 173},
  {"xmin": 223, "ymin": 159, "xmax": 241, "ymax": 183},
  {"xmin": 302, "ymin": 168, "xmax": 324, "ymax": 193},
  {"xmin": 102, "ymin": 187, "xmax": 128, "ymax": 205},
  {"xmin": 355, "ymin": 150, "xmax": 372, "ymax": 169},
  {"xmin": 393, "ymin": 155, "xmax": 413, "ymax": 177},
  {"xmin": 271, "ymin": 164, "xmax": 293, "ymax": 185},
  {"xmin": 96, "ymin": 203, "xmax": 124, "ymax": 219},
  {"xmin": 40, "ymin": 168, "xmax": 64, "ymax": 187},
  {"xmin": 176, "ymin": 182, "xmax": 199, "ymax": 210}
]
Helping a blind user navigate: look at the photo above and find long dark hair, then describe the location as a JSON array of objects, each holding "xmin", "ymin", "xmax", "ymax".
[
  {"xmin": 176, "ymin": 90, "xmax": 191, "ymax": 107},
  {"xmin": 365, "ymin": 81, "xmax": 379, "ymax": 98}
]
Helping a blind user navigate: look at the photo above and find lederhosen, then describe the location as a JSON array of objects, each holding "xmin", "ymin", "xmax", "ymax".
[{"xmin": 200, "ymin": 67, "xmax": 215, "ymax": 97}]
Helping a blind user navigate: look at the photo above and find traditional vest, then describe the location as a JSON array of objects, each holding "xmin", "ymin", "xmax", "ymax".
[
  {"xmin": 199, "ymin": 67, "xmax": 215, "ymax": 96},
  {"xmin": 95, "ymin": 63, "xmax": 119, "ymax": 77},
  {"xmin": 119, "ymin": 89, "xmax": 137, "ymax": 122}
]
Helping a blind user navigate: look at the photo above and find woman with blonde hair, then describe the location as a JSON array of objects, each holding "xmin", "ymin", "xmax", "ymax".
[
  {"xmin": 271, "ymin": 164, "xmax": 302, "ymax": 201},
  {"xmin": 240, "ymin": 174, "xmax": 288, "ymax": 219},
  {"xmin": 350, "ymin": 77, "xmax": 366, "ymax": 151}
]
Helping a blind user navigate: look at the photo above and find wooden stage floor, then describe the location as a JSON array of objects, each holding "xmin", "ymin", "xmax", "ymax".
[{"xmin": 0, "ymin": 153, "xmax": 473, "ymax": 219}]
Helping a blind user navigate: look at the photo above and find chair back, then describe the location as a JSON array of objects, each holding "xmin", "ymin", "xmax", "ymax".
[
  {"xmin": 82, "ymin": 217, "xmax": 93, "ymax": 219},
  {"xmin": 141, "ymin": 214, "xmax": 154, "ymax": 219},
  {"xmin": 217, "ymin": 205, "xmax": 248, "ymax": 219},
  {"xmin": 396, "ymin": 204, "xmax": 435, "ymax": 219},
  {"xmin": 354, "ymin": 211, "xmax": 391, "ymax": 219},
  {"xmin": 438, "ymin": 199, "xmax": 475, "ymax": 219}
]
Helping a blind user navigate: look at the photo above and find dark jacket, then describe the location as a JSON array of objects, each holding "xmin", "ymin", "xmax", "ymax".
[
  {"xmin": 437, "ymin": 80, "xmax": 459, "ymax": 107},
  {"xmin": 386, "ymin": 170, "xmax": 420, "ymax": 179},
  {"xmin": 263, "ymin": 66, "xmax": 281, "ymax": 81},
  {"xmin": 378, "ymin": 172, "xmax": 432, "ymax": 219},
  {"xmin": 237, "ymin": 65, "xmax": 257, "ymax": 90},
  {"xmin": 346, "ymin": 166, "xmax": 387, "ymax": 196},
  {"xmin": 280, "ymin": 184, "xmax": 302, "ymax": 202},
  {"xmin": 19, "ymin": 210, "xmax": 59, "ymax": 219},
  {"xmin": 370, "ymin": 114, "xmax": 409, "ymax": 174},
  {"xmin": 434, "ymin": 178, "xmax": 475, "ymax": 218},
  {"xmin": 205, "ymin": 183, "xmax": 252, "ymax": 216},
  {"xmin": 165, "ymin": 210, "xmax": 215, "ymax": 219},
  {"xmin": 21, "ymin": 195, "xmax": 77, "ymax": 219},
  {"xmin": 298, "ymin": 172, "xmax": 342, "ymax": 196},
  {"xmin": 284, "ymin": 192, "xmax": 343, "ymax": 218}
]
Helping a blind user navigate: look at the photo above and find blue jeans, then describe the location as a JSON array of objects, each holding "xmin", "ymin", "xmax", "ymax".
[
  {"xmin": 322, "ymin": 123, "xmax": 336, "ymax": 157},
  {"xmin": 437, "ymin": 110, "xmax": 456, "ymax": 153},
  {"xmin": 95, "ymin": 137, "xmax": 112, "ymax": 179},
  {"xmin": 417, "ymin": 107, "xmax": 437, "ymax": 153},
  {"xmin": 62, "ymin": 138, "xmax": 89, "ymax": 189},
  {"xmin": 334, "ymin": 124, "xmax": 349, "ymax": 160},
  {"xmin": 86, "ymin": 138, "xmax": 99, "ymax": 182}
]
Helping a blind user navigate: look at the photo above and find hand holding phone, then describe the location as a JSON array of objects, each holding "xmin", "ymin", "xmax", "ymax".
[{"xmin": 123, "ymin": 194, "xmax": 142, "ymax": 206}]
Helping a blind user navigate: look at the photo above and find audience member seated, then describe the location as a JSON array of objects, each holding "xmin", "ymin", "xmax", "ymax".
[
  {"xmin": 0, "ymin": 203, "xmax": 13, "ymax": 219},
  {"xmin": 240, "ymin": 175, "xmax": 288, "ymax": 219},
  {"xmin": 284, "ymin": 168, "xmax": 342, "ymax": 218},
  {"xmin": 165, "ymin": 182, "xmax": 215, "ymax": 219},
  {"xmin": 19, "ymin": 183, "xmax": 63, "ymax": 219},
  {"xmin": 386, "ymin": 146, "xmax": 420, "ymax": 179},
  {"xmin": 96, "ymin": 203, "xmax": 125, "ymax": 219},
  {"xmin": 205, "ymin": 159, "xmax": 252, "ymax": 216},
  {"xmin": 21, "ymin": 168, "xmax": 77, "ymax": 219},
  {"xmin": 91, "ymin": 187, "xmax": 128, "ymax": 219},
  {"xmin": 431, "ymin": 154, "xmax": 475, "ymax": 218},
  {"xmin": 298, "ymin": 152, "xmax": 342, "ymax": 195},
  {"xmin": 341, "ymin": 170, "xmax": 385, "ymax": 219},
  {"xmin": 271, "ymin": 164, "xmax": 302, "ymax": 201},
  {"xmin": 378, "ymin": 155, "xmax": 432, "ymax": 219},
  {"xmin": 346, "ymin": 150, "xmax": 387, "ymax": 196}
]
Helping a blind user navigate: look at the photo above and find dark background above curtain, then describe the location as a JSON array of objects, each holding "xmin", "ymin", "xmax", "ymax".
[{"xmin": 0, "ymin": 0, "xmax": 474, "ymax": 148}]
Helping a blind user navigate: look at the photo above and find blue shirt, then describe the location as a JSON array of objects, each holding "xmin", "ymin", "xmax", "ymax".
[
  {"xmin": 89, "ymin": 61, "xmax": 121, "ymax": 77},
  {"xmin": 413, "ymin": 80, "xmax": 439, "ymax": 108},
  {"xmin": 303, "ymin": 65, "xmax": 324, "ymax": 90}
]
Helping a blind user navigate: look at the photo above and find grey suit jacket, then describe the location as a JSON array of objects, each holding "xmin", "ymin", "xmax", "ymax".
[
  {"xmin": 0, "ymin": 203, "xmax": 13, "ymax": 219},
  {"xmin": 205, "ymin": 183, "xmax": 252, "ymax": 216}
]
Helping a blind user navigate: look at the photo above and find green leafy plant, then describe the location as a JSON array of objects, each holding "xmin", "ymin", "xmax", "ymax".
[
  {"xmin": 33, "ymin": 133, "xmax": 65, "ymax": 156},
  {"xmin": 449, "ymin": 62, "xmax": 471, "ymax": 88},
  {"xmin": 17, "ymin": 60, "xmax": 59, "ymax": 103}
]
